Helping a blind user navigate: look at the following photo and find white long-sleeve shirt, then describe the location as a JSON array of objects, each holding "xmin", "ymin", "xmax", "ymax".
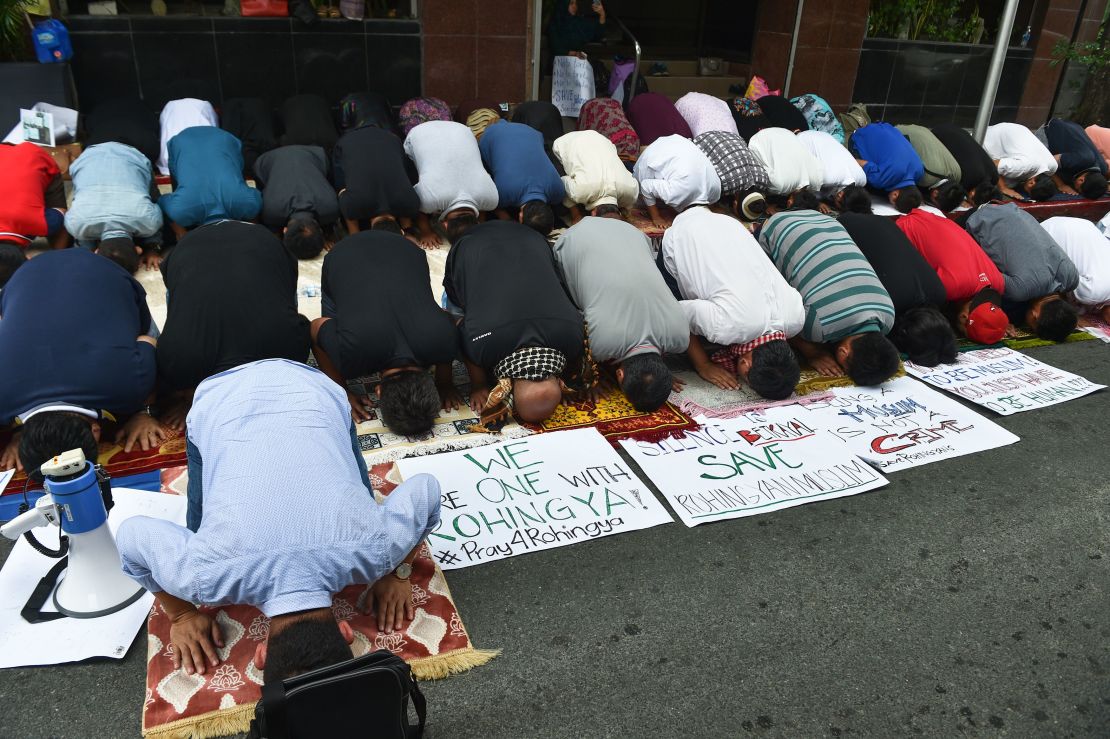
[
  {"xmin": 661, "ymin": 206, "xmax": 805, "ymax": 345},
  {"xmin": 633, "ymin": 135, "xmax": 722, "ymax": 210},
  {"xmin": 553, "ymin": 130, "xmax": 639, "ymax": 210},
  {"xmin": 748, "ymin": 127, "xmax": 825, "ymax": 195},
  {"xmin": 984, "ymin": 122, "xmax": 1058, "ymax": 184},
  {"xmin": 796, "ymin": 129, "xmax": 866, "ymax": 191},
  {"xmin": 1039, "ymin": 216, "xmax": 1110, "ymax": 308},
  {"xmin": 157, "ymin": 98, "xmax": 218, "ymax": 176}
]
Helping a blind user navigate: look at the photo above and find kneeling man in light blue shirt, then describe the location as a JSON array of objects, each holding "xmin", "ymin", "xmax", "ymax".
[{"xmin": 116, "ymin": 358, "xmax": 441, "ymax": 683}]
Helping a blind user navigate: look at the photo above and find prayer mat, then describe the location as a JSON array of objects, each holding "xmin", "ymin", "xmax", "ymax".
[
  {"xmin": 957, "ymin": 326, "xmax": 1096, "ymax": 352},
  {"xmin": 0, "ymin": 426, "xmax": 188, "ymax": 495},
  {"xmin": 521, "ymin": 382, "xmax": 697, "ymax": 444},
  {"xmin": 142, "ymin": 476, "xmax": 497, "ymax": 739},
  {"xmin": 1079, "ymin": 312, "xmax": 1110, "ymax": 342},
  {"xmin": 668, "ymin": 367, "xmax": 839, "ymax": 420}
]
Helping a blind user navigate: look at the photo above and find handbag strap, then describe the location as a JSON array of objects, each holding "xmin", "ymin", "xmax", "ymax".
[
  {"xmin": 408, "ymin": 675, "xmax": 427, "ymax": 738},
  {"xmin": 261, "ymin": 677, "xmax": 290, "ymax": 739},
  {"xmin": 21, "ymin": 557, "xmax": 68, "ymax": 624}
]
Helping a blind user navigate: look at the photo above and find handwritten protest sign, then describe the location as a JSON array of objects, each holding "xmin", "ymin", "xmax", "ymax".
[
  {"xmin": 620, "ymin": 419, "xmax": 887, "ymax": 527},
  {"xmin": 726, "ymin": 377, "xmax": 1019, "ymax": 473},
  {"xmin": 551, "ymin": 55, "xmax": 596, "ymax": 117},
  {"xmin": 904, "ymin": 347, "xmax": 1104, "ymax": 415},
  {"xmin": 396, "ymin": 428, "xmax": 671, "ymax": 569}
]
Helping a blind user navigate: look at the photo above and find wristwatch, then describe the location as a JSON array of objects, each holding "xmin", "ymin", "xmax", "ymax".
[{"xmin": 393, "ymin": 562, "xmax": 413, "ymax": 581}]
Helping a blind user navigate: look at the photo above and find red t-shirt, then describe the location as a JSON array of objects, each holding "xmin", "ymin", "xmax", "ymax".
[
  {"xmin": 0, "ymin": 142, "xmax": 60, "ymax": 244},
  {"xmin": 895, "ymin": 208, "xmax": 1005, "ymax": 302}
]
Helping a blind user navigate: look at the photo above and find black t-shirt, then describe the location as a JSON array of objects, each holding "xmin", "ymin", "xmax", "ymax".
[
  {"xmin": 279, "ymin": 94, "xmax": 338, "ymax": 152},
  {"xmin": 222, "ymin": 97, "xmax": 278, "ymax": 175},
  {"xmin": 839, "ymin": 212, "xmax": 947, "ymax": 313},
  {"xmin": 0, "ymin": 249, "xmax": 156, "ymax": 424},
  {"xmin": 444, "ymin": 221, "xmax": 584, "ymax": 371},
  {"xmin": 511, "ymin": 101, "xmax": 565, "ymax": 175},
  {"xmin": 1044, "ymin": 118, "xmax": 1108, "ymax": 180},
  {"xmin": 253, "ymin": 145, "xmax": 340, "ymax": 229},
  {"xmin": 333, "ymin": 126, "xmax": 420, "ymax": 221},
  {"xmin": 931, "ymin": 123, "xmax": 999, "ymax": 192},
  {"xmin": 85, "ymin": 98, "xmax": 160, "ymax": 166},
  {"xmin": 321, "ymin": 231, "xmax": 458, "ymax": 377},
  {"xmin": 157, "ymin": 221, "xmax": 310, "ymax": 390}
]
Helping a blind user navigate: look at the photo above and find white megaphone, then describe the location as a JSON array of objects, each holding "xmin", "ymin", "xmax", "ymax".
[{"xmin": 1, "ymin": 448, "xmax": 144, "ymax": 618}]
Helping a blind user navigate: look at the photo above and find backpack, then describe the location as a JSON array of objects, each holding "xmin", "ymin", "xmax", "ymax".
[
  {"xmin": 791, "ymin": 94, "xmax": 845, "ymax": 143},
  {"xmin": 838, "ymin": 103, "xmax": 871, "ymax": 143},
  {"xmin": 32, "ymin": 20, "xmax": 72, "ymax": 64},
  {"xmin": 248, "ymin": 650, "xmax": 426, "ymax": 739}
]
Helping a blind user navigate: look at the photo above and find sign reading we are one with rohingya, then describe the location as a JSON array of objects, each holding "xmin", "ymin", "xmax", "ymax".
[
  {"xmin": 620, "ymin": 418, "xmax": 888, "ymax": 527},
  {"xmin": 396, "ymin": 428, "xmax": 672, "ymax": 569}
]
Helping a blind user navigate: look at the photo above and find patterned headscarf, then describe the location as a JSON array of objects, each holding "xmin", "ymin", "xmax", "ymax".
[
  {"xmin": 578, "ymin": 98, "xmax": 640, "ymax": 160},
  {"xmin": 467, "ymin": 108, "xmax": 502, "ymax": 140},
  {"xmin": 398, "ymin": 97, "xmax": 452, "ymax": 137}
]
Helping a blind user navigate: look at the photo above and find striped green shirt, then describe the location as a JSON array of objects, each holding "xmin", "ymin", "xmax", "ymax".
[{"xmin": 759, "ymin": 210, "xmax": 895, "ymax": 343}]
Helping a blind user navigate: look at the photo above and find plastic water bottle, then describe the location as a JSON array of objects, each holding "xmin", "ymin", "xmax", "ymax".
[
  {"xmin": 1021, "ymin": 26, "xmax": 1031, "ymax": 48},
  {"xmin": 298, "ymin": 284, "xmax": 320, "ymax": 298}
]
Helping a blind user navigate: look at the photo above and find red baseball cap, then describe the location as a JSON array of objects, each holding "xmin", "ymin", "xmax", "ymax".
[{"xmin": 966, "ymin": 289, "xmax": 1008, "ymax": 345}]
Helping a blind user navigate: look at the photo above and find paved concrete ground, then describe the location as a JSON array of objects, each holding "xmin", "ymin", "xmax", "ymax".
[{"xmin": 1, "ymin": 341, "xmax": 1108, "ymax": 738}]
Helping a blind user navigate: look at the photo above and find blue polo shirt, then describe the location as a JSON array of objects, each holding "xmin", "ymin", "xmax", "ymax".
[
  {"xmin": 0, "ymin": 249, "xmax": 156, "ymax": 425},
  {"xmin": 159, "ymin": 126, "xmax": 262, "ymax": 228},
  {"xmin": 1044, "ymin": 118, "xmax": 1108, "ymax": 181},
  {"xmin": 478, "ymin": 121, "xmax": 565, "ymax": 209},
  {"xmin": 850, "ymin": 122, "xmax": 925, "ymax": 191}
]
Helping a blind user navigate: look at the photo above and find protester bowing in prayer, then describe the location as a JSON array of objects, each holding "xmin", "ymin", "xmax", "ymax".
[
  {"xmin": 0, "ymin": 142, "xmax": 69, "ymax": 251},
  {"xmin": 116, "ymin": 359, "xmax": 441, "ymax": 677},
  {"xmin": 633, "ymin": 134, "xmax": 722, "ymax": 228},
  {"xmin": 253, "ymin": 145, "xmax": 340, "ymax": 260},
  {"xmin": 849, "ymin": 122, "xmax": 926, "ymax": 214},
  {"xmin": 158, "ymin": 127, "xmax": 261, "ymax": 236},
  {"xmin": 311, "ymin": 228, "xmax": 461, "ymax": 433},
  {"xmin": 1038, "ymin": 117, "xmax": 1108, "ymax": 200},
  {"xmin": 333, "ymin": 124, "xmax": 422, "ymax": 240},
  {"xmin": 443, "ymin": 220, "xmax": 597, "ymax": 430},
  {"xmin": 552, "ymin": 214, "xmax": 690, "ymax": 411},
  {"xmin": 1040, "ymin": 216, "xmax": 1110, "ymax": 325},
  {"xmin": 478, "ymin": 119, "xmax": 565, "ymax": 236},
  {"xmin": 553, "ymin": 129, "xmax": 639, "ymax": 222},
  {"xmin": 983, "ymin": 122, "xmax": 1059, "ymax": 202}
]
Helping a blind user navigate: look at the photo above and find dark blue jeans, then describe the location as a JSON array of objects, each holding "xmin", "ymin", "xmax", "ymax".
[{"xmin": 185, "ymin": 421, "xmax": 372, "ymax": 532}]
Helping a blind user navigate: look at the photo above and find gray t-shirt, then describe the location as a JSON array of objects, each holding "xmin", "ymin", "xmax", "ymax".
[
  {"xmin": 253, "ymin": 145, "xmax": 340, "ymax": 229},
  {"xmin": 552, "ymin": 217, "xmax": 689, "ymax": 362},
  {"xmin": 965, "ymin": 202, "xmax": 1079, "ymax": 302}
]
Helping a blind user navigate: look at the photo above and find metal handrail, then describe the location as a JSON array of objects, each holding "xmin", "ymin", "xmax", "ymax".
[{"xmin": 611, "ymin": 15, "xmax": 642, "ymax": 107}]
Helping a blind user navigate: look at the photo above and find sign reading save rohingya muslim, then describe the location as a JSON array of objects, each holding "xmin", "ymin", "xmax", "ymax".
[
  {"xmin": 396, "ymin": 428, "xmax": 672, "ymax": 569},
  {"xmin": 620, "ymin": 418, "xmax": 888, "ymax": 527},
  {"xmin": 904, "ymin": 347, "xmax": 1104, "ymax": 415}
]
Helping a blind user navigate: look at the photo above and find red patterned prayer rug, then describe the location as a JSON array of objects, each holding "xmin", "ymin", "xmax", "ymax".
[
  {"xmin": 521, "ymin": 383, "xmax": 697, "ymax": 445},
  {"xmin": 1, "ymin": 426, "xmax": 188, "ymax": 494},
  {"xmin": 142, "ymin": 477, "xmax": 496, "ymax": 738}
]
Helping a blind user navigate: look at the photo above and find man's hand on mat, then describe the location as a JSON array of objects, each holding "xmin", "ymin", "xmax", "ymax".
[
  {"xmin": 141, "ymin": 251, "xmax": 162, "ymax": 271},
  {"xmin": 366, "ymin": 576, "xmax": 415, "ymax": 633},
  {"xmin": 0, "ymin": 435, "xmax": 22, "ymax": 472},
  {"xmin": 170, "ymin": 610, "xmax": 224, "ymax": 675},
  {"xmin": 116, "ymin": 413, "xmax": 170, "ymax": 453},
  {"xmin": 438, "ymin": 383, "xmax": 463, "ymax": 412},
  {"xmin": 348, "ymin": 391, "xmax": 374, "ymax": 423},
  {"xmin": 413, "ymin": 231, "xmax": 440, "ymax": 249},
  {"xmin": 1004, "ymin": 323, "xmax": 1021, "ymax": 339},
  {"xmin": 671, "ymin": 375, "xmax": 686, "ymax": 393},
  {"xmin": 469, "ymin": 385, "xmax": 491, "ymax": 413},
  {"xmin": 810, "ymin": 354, "xmax": 843, "ymax": 377},
  {"xmin": 695, "ymin": 362, "xmax": 740, "ymax": 390}
]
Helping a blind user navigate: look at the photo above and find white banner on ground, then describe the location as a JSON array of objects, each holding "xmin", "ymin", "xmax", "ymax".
[
  {"xmin": 551, "ymin": 55, "xmax": 596, "ymax": 117},
  {"xmin": 396, "ymin": 428, "xmax": 671, "ymax": 569},
  {"xmin": 620, "ymin": 419, "xmax": 888, "ymax": 527},
  {"xmin": 904, "ymin": 347, "xmax": 1105, "ymax": 415},
  {"xmin": 0, "ymin": 488, "xmax": 186, "ymax": 669},
  {"xmin": 731, "ymin": 376, "xmax": 1020, "ymax": 473}
]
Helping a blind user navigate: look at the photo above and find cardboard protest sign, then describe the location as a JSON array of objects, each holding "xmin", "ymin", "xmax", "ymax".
[
  {"xmin": 551, "ymin": 55, "xmax": 596, "ymax": 117},
  {"xmin": 731, "ymin": 377, "xmax": 1019, "ymax": 473},
  {"xmin": 396, "ymin": 428, "xmax": 671, "ymax": 569},
  {"xmin": 905, "ymin": 347, "xmax": 1104, "ymax": 415},
  {"xmin": 620, "ymin": 419, "xmax": 888, "ymax": 527}
]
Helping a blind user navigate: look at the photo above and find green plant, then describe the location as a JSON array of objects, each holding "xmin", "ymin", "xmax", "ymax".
[
  {"xmin": 868, "ymin": 0, "xmax": 983, "ymax": 43},
  {"xmin": 0, "ymin": 0, "xmax": 33, "ymax": 62},
  {"xmin": 1052, "ymin": 19, "xmax": 1110, "ymax": 125},
  {"xmin": 1051, "ymin": 30, "xmax": 1110, "ymax": 71}
]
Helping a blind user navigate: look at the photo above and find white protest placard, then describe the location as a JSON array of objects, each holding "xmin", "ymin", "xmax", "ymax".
[
  {"xmin": 551, "ymin": 55, "xmax": 596, "ymax": 117},
  {"xmin": 0, "ymin": 468, "xmax": 14, "ymax": 495},
  {"xmin": 0, "ymin": 488, "xmax": 186, "ymax": 668},
  {"xmin": 620, "ymin": 419, "xmax": 888, "ymax": 527},
  {"xmin": 733, "ymin": 377, "xmax": 1019, "ymax": 473},
  {"xmin": 905, "ymin": 347, "xmax": 1104, "ymax": 415},
  {"xmin": 395, "ymin": 428, "xmax": 671, "ymax": 569}
]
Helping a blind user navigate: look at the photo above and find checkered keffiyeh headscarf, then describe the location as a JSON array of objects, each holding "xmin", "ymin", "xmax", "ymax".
[
  {"xmin": 471, "ymin": 329, "xmax": 600, "ymax": 434},
  {"xmin": 710, "ymin": 331, "xmax": 786, "ymax": 375}
]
